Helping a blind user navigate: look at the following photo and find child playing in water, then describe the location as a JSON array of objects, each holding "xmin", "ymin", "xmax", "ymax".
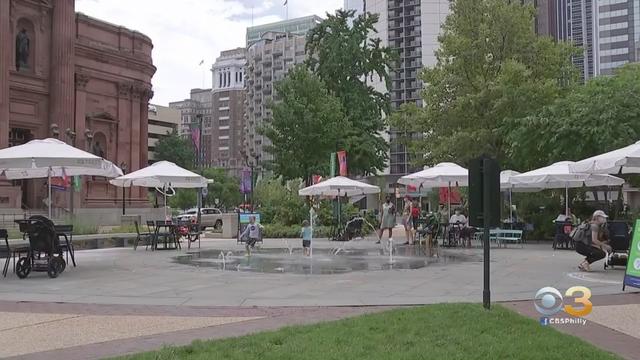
[
  {"xmin": 239, "ymin": 215, "xmax": 262, "ymax": 256},
  {"xmin": 301, "ymin": 220, "xmax": 312, "ymax": 256}
]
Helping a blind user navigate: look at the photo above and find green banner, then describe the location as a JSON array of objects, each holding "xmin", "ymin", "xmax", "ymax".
[
  {"xmin": 73, "ymin": 176, "xmax": 81, "ymax": 193},
  {"xmin": 624, "ymin": 219, "xmax": 640, "ymax": 290},
  {"xmin": 330, "ymin": 152, "xmax": 336, "ymax": 177}
]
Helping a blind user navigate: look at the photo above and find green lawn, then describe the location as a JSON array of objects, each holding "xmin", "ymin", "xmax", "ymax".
[{"xmin": 114, "ymin": 304, "xmax": 619, "ymax": 360}]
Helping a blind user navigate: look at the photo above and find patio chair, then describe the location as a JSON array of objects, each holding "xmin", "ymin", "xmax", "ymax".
[
  {"xmin": 54, "ymin": 225, "xmax": 76, "ymax": 267},
  {"xmin": 553, "ymin": 221, "xmax": 573, "ymax": 250},
  {"xmin": 186, "ymin": 222, "xmax": 202, "ymax": 249},
  {"xmin": 133, "ymin": 221, "xmax": 152, "ymax": 251}
]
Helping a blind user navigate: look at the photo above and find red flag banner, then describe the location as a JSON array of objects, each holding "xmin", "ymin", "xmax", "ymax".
[
  {"xmin": 439, "ymin": 187, "xmax": 461, "ymax": 205},
  {"xmin": 50, "ymin": 176, "xmax": 71, "ymax": 191},
  {"xmin": 337, "ymin": 150, "xmax": 347, "ymax": 176}
]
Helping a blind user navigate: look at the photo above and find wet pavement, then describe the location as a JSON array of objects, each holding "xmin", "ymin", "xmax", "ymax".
[{"xmin": 174, "ymin": 245, "xmax": 482, "ymax": 275}]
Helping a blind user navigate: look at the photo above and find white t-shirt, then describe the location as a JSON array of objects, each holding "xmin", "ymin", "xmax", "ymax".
[{"xmin": 449, "ymin": 214, "xmax": 467, "ymax": 226}]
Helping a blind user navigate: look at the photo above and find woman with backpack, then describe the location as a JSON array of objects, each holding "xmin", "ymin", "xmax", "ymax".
[{"xmin": 576, "ymin": 210, "xmax": 612, "ymax": 272}]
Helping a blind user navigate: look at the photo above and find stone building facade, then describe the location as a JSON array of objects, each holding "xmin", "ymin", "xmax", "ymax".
[
  {"xmin": 0, "ymin": 0, "xmax": 156, "ymax": 211},
  {"xmin": 211, "ymin": 48, "xmax": 246, "ymax": 177}
]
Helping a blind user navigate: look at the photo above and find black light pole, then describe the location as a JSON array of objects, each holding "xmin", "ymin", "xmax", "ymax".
[{"xmin": 120, "ymin": 162, "xmax": 127, "ymax": 215}]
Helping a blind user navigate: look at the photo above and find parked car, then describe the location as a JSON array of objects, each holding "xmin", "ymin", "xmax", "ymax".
[{"xmin": 177, "ymin": 208, "xmax": 223, "ymax": 230}]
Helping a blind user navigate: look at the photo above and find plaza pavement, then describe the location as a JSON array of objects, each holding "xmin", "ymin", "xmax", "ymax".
[{"xmin": 0, "ymin": 228, "xmax": 638, "ymax": 359}]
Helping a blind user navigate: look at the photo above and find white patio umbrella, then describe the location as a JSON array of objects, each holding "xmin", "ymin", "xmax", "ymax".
[
  {"xmin": 511, "ymin": 161, "xmax": 625, "ymax": 215},
  {"xmin": 398, "ymin": 162, "xmax": 468, "ymax": 217},
  {"xmin": 110, "ymin": 161, "xmax": 208, "ymax": 218},
  {"xmin": 298, "ymin": 176, "xmax": 381, "ymax": 257},
  {"xmin": 570, "ymin": 140, "xmax": 640, "ymax": 174},
  {"xmin": 0, "ymin": 138, "xmax": 123, "ymax": 218}
]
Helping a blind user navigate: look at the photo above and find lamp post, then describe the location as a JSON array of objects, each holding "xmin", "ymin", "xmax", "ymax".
[
  {"xmin": 194, "ymin": 114, "xmax": 204, "ymax": 226},
  {"xmin": 120, "ymin": 162, "xmax": 127, "ymax": 215}
]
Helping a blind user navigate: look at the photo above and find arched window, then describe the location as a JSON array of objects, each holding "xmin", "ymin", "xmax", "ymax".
[{"xmin": 15, "ymin": 18, "xmax": 35, "ymax": 72}]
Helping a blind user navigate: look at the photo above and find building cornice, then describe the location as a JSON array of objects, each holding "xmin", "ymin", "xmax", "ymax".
[{"xmin": 75, "ymin": 43, "xmax": 157, "ymax": 78}]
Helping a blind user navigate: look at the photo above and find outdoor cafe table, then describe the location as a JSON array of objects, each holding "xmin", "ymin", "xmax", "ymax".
[{"xmin": 152, "ymin": 221, "xmax": 179, "ymax": 251}]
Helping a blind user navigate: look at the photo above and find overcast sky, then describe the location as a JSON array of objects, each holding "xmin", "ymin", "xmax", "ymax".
[{"xmin": 76, "ymin": 0, "xmax": 344, "ymax": 106}]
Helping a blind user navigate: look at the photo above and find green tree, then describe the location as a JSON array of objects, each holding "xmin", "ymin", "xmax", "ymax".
[
  {"xmin": 305, "ymin": 10, "xmax": 395, "ymax": 176},
  {"xmin": 262, "ymin": 66, "xmax": 346, "ymax": 183},
  {"xmin": 391, "ymin": 0, "xmax": 577, "ymax": 167},
  {"xmin": 253, "ymin": 177, "xmax": 307, "ymax": 226},
  {"xmin": 154, "ymin": 130, "xmax": 195, "ymax": 169},
  {"xmin": 201, "ymin": 168, "xmax": 242, "ymax": 209},
  {"xmin": 168, "ymin": 189, "xmax": 196, "ymax": 211},
  {"xmin": 506, "ymin": 63, "xmax": 640, "ymax": 169}
]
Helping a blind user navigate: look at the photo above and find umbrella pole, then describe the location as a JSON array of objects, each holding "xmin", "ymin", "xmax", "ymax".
[
  {"xmin": 164, "ymin": 185, "xmax": 167, "ymax": 220},
  {"xmin": 509, "ymin": 188, "xmax": 513, "ymax": 225},
  {"xmin": 48, "ymin": 169, "xmax": 52, "ymax": 219},
  {"xmin": 448, "ymin": 182, "xmax": 451, "ymax": 218},
  {"xmin": 565, "ymin": 184, "xmax": 569, "ymax": 216},
  {"xmin": 309, "ymin": 203, "xmax": 313, "ymax": 259}
]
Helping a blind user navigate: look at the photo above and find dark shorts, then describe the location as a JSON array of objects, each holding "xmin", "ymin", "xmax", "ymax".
[
  {"xmin": 411, "ymin": 216, "xmax": 419, "ymax": 229},
  {"xmin": 246, "ymin": 238, "xmax": 259, "ymax": 247},
  {"xmin": 303, "ymin": 240, "xmax": 311, "ymax": 248}
]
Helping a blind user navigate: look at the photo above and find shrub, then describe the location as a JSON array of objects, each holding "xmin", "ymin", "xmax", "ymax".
[{"xmin": 262, "ymin": 224, "xmax": 332, "ymax": 239}]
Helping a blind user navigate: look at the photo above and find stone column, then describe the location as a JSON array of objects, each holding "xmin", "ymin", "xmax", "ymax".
[
  {"xmin": 74, "ymin": 73, "xmax": 89, "ymax": 150},
  {"xmin": 49, "ymin": 0, "xmax": 75, "ymax": 131},
  {"xmin": 117, "ymin": 82, "xmax": 132, "ymax": 172},
  {"xmin": 73, "ymin": 73, "xmax": 89, "ymax": 209},
  {"xmin": 139, "ymin": 87, "xmax": 153, "ymax": 168},
  {"xmin": 130, "ymin": 84, "xmax": 142, "ymax": 173},
  {"xmin": 0, "ymin": 0, "xmax": 10, "ymax": 148}
]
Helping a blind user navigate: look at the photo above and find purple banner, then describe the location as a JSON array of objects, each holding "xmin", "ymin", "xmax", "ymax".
[{"xmin": 240, "ymin": 168, "xmax": 252, "ymax": 194}]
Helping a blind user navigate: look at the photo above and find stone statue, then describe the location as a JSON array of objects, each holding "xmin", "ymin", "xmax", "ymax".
[
  {"xmin": 92, "ymin": 141, "xmax": 105, "ymax": 158},
  {"xmin": 15, "ymin": 29, "xmax": 30, "ymax": 71}
]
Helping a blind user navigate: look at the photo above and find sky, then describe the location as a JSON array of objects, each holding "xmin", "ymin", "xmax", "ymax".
[{"xmin": 75, "ymin": 0, "xmax": 344, "ymax": 106}]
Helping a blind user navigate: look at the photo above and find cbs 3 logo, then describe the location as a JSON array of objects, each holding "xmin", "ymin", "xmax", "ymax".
[{"xmin": 534, "ymin": 286, "xmax": 593, "ymax": 317}]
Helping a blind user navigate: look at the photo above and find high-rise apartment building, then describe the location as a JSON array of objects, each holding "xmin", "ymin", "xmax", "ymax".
[
  {"xmin": 245, "ymin": 21, "xmax": 316, "ymax": 165},
  {"xmin": 535, "ymin": 0, "xmax": 639, "ymax": 80},
  {"xmin": 169, "ymin": 88, "xmax": 213, "ymax": 165},
  {"xmin": 246, "ymin": 15, "xmax": 323, "ymax": 46},
  {"xmin": 345, "ymin": 0, "xmax": 450, "ymax": 176},
  {"xmin": 594, "ymin": 0, "xmax": 639, "ymax": 75},
  {"xmin": 211, "ymin": 48, "xmax": 246, "ymax": 176}
]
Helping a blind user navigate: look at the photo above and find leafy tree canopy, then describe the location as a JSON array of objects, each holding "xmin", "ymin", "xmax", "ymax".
[
  {"xmin": 201, "ymin": 167, "xmax": 242, "ymax": 209},
  {"xmin": 305, "ymin": 9, "xmax": 395, "ymax": 175},
  {"xmin": 391, "ymin": 0, "xmax": 577, "ymax": 167},
  {"xmin": 505, "ymin": 63, "xmax": 640, "ymax": 170},
  {"xmin": 154, "ymin": 130, "xmax": 195, "ymax": 170},
  {"xmin": 262, "ymin": 66, "xmax": 346, "ymax": 183}
]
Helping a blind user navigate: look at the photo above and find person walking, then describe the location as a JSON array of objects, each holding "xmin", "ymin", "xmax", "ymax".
[
  {"xmin": 301, "ymin": 220, "xmax": 312, "ymax": 256},
  {"xmin": 239, "ymin": 215, "xmax": 263, "ymax": 256},
  {"xmin": 575, "ymin": 210, "xmax": 611, "ymax": 271},
  {"xmin": 378, "ymin": 196, "xmax": 396, "ymax": 245},
  {"xmin": 402, "ymin": 196, "xmax": 413, "ymax": 245}
]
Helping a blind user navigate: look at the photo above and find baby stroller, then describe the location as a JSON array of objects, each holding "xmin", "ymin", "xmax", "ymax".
[
  {"xmin": 331, "ymin": 217, "xmax": 364, "ymax": 242},
  {"xmin": 14, "ymin": 215, "xmax": 66, "ymax": 279},
  {"xmin": 604, "ymin": 221, "xmax": 631, "ymax": 270}
]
